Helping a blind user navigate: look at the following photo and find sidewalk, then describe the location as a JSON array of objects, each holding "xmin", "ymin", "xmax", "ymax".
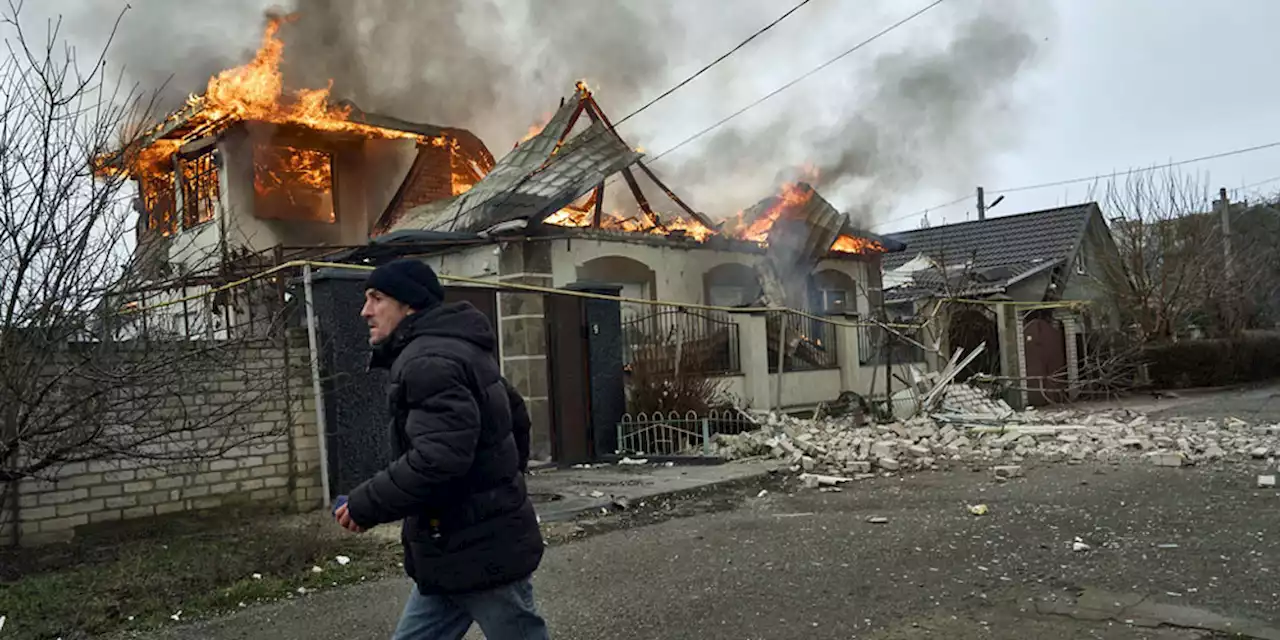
[{"xmin": 528, "ymin": 459, "xmax": 778, "ymax": 522}]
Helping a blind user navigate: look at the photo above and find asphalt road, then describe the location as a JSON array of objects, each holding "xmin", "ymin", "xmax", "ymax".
[{"xmin": 135, "ymin": 459, "xmax": 1280, "ymax": 640}]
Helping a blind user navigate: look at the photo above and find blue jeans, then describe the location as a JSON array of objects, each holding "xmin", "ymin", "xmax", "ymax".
[{"xmin": 391, "ymin": 577, "xmax": 549, "ymax": 639}]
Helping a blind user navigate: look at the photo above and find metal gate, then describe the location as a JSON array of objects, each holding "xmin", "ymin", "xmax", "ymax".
[{"xmin": 1023, "ymin": 317, "xmax": 1067, "ymax": 406}]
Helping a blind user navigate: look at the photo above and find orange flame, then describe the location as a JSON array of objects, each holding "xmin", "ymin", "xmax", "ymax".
[
  {"xmin": 831, "ymin": 234, "xmax": 885, "ymax": 254},
  {"xmin": 194, "ymin": 14, "xmax": 416, "ymax": 140}
]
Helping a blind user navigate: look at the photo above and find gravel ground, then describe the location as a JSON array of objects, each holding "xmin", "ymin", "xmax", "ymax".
[{"xmin": 131, "ymin": 460, "xmax": 1280, "ymax": 640}]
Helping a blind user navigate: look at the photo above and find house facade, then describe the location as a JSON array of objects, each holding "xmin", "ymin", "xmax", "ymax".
[{"xmin": 881, "ymin": 203, "xmax": 1121, "ymax": 406}]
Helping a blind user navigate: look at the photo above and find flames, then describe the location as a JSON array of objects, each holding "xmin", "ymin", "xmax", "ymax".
[
  {"xmin": 542, "ymin": 168, "xmax": 881, "ymax": 255},
  {"xmin": 831, "ymin": 234, "xmax": 885, "ymax": 254},
  {"xmin": 190, "ymin": 14, "xmax": 415, "ymax": 141}
]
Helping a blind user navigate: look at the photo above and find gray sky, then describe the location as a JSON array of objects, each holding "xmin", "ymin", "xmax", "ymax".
[{"xmin": 32, "ymin": 0, "xmax": 1280, "ymax": 233}]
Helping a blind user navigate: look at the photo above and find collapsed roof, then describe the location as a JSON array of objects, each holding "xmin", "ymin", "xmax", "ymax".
[{"xmin": 374, "ymin": 91, "xmax": 642, "ymax": 235}]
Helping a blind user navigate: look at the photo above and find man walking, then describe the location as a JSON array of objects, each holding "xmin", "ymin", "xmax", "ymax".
[{"xmin": 333, "ymin": 258, "xmax": 549, "ymax": 639}]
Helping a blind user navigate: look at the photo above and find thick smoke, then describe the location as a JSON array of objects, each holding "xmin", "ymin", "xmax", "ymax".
[
  {"xmin": 49, "ymin": 0, "xmax": 1051, "ymax": 226},
  {"xmin": 668, "ymin": 0, "xmax": 1053, "ymax": 227}
]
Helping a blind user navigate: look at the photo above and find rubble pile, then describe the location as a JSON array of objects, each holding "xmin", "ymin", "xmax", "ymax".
[{"xmin": 713, "ymin": 383, "xmax": 1280, "ymax": 477}]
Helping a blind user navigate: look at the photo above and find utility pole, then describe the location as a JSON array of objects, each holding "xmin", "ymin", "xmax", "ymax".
[
  {"xmin": 1218, "ymin": 187, "xmax": 1233, "ymax": 280},
  {"xmin": 976, "ymin": 186, "xmax": 986, "ymax": 221}
]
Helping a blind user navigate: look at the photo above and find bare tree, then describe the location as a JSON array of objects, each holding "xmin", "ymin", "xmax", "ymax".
[
  {"xmin": 0, "ymin": 1, "xmax": 294, "ymax": 500},
  {"xmin": 1089, "ymin": 169, "xmax": 1221, "ymax": 342},
  {"xmin": 1091, "ymin": 169, "xmax": 1280, "ymax": 342}
]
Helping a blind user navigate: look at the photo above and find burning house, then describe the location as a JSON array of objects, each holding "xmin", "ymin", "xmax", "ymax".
[{"xmin": 103, "ymin": 15, "xmax": 493, "ymax": 284}]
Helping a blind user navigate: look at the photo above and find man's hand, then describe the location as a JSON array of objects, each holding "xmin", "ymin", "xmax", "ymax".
[{"xmin": 334, "ymin": 503, "xmax": 365, "ymax": 533}]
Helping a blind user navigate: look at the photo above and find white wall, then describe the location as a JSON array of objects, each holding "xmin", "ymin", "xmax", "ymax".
[
  {"xmin": 774, "ymin": 369, "xmax": 844, "ymax": 408},
  {"xmin": 430, "ymin": 243, "xmax": 500, "ymax": 281},
  {"xmin": 547, "ymin": 237, "xmax": 873, "ymax": 311}
]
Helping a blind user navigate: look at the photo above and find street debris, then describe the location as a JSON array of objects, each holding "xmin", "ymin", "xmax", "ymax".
[
  {"xmin": 711, "ymin": 380, "xmax": 1280, "ymax": 481},
  {"xmin": 968, "ymin": 504, "xmax": 989, "ymax": 516},
  {"xmin": 170, "ymin": 610, "xmax": 183, "ymax": 622},
  {"xmin": 1072, "ymin": 537, "xmax": 1091, "ymax": 552},
  {"xmin": 1259, "ymin": 474, "xmax": 1277, "ymax": 488},
  {"xmin": 618, "ymin": 457, "xmax": 649, "ymax": 465},
  {"xmin": 311, "ymin": 565, "xmax": 323, "ymax": 574},
  {"xmin": 335, "ymin": 555, "xmax": 351, "ymax": 566},
  {"xmin": 867, "ymin": 516, "xmax": 889, "ymax": 524},
  {"xmin": 251, "ymin": 573, "xmax": 262, "ymax": 580}
]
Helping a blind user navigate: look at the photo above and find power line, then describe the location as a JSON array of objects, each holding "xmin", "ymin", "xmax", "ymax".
[
  {"xmin": 613, "ymin": 0, "xmax": 815, "ymax": 129},
  {"xmin": 648, "ymin": 0, "xmax": 948, "ymax": 164},
  {"xmin": 446, "ymin": 0, "xmax": 816, "ymax": 228},
  {"xmin": 875, "ymin": 139, "xmax": 1280, "ymax": 231}
]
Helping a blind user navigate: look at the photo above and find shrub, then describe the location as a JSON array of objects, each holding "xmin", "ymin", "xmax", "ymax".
[{"xmin": 1142, "ymin": 332, "xmax": 1280, "ymax": 388}]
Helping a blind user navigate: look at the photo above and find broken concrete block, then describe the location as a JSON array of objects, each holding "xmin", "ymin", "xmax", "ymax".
[
  {"xmin": 908, "ymin": 444, "xmax": 931, "ymax": 458},
  {"xmin": 1149, "ymin": 452, "xmax": 1185, "ymax": 467},
  {"xmin": 993, "ymin": 465, "xmax": 1023, "ymax": 479},
  {"xmin": 845, "ymin": 461, "xmax": 872, "ymax": 474},
  {"xmin": 801, "ymin": 456, "xmax": 816, "ymax": 472},
  {"xmin": 1250, "ymin": 446, "xmax": 1270, "ymax": 459},
  {"xmin": 1258, "ymin": 475, "xmax": 1277, "ymax": 488},
  {"xmin": 870, "ymin": 441, "xmax": 895, "ymax": 460},
  {"xmin": 877, "ymin": 458, "xmax": 900, "ymax": 471}
]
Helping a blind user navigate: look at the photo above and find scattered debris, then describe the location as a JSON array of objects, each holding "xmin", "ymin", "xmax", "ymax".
[
  {"xmin": 968, "ymin": 504, "xmax": 989, "ymax": 516},
  {"xmin": 711, "ymin": 384, "xmax": 1280, "ymax": 479},
  {"xmin": 993, "ymin": 465, "xmax": 1023, "ymax": 479},
  {"xmin": 1072, "ymin": 537, "xmax": 1091, "ymax": 552},
  {"xmin": 170, "ymin": 610, "xmax": 183, "ymax": 622},
  {"xmin": 311, "ymin": 565, "xmax": 323, "ymax": 574},
  {"xmin": 867, "ymin": 516, "xmax": 889, "ymax": 524},
  {"xmin": 589, "ymin": 490, "xmax": 605, "ymax": 498},
  {"xmin": 1156, "ymin": 543, "xmax": 1180, "ymax": 549},
  {"xmin": 800, "ymin": 473, "xmax": 852, "ymax": 489},
  {"xmin": 251, "ymin": 573, "xmax": 262, "ymax": 580},
  {"xmin": 296, "ymin": 586, "xmax": 308, "ymax": 595},
  {"xmin": 1, "ymin": 615, "xmax": 6, "ymax": 632},
  {"xmin": 335, "ymin": 555, "xmax": 351, "ymax": 566},
  {"xmin": 1250, "ymin": 446, "xmax": 1271, "ymax": 459},
  {"xmin": 618, "ymin": 457, "xmax": 649, "ymax": 465},
  {"xmin": 757, "ymin": 489, "xmax": 769, "ymax": 498},
  {"xmin": 1259, "ymin": 474, "xmax": 1277, "ymax": 489},
  {"xmin": 612, "ymin": 496, "xmax": 632, "ymax": 510}
]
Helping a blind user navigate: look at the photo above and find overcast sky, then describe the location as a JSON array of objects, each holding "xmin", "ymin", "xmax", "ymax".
[{"xmin": 32, "ymin": 0, "xmax": 1280, "ymax": 234}]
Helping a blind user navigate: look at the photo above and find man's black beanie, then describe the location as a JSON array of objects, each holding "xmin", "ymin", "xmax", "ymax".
[{"xmin": 365, "ymin": 258, "xmax": 444, "ymax": 311}]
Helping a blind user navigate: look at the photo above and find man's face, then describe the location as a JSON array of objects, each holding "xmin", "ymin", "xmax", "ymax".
[{"xmin": 361, "ymin": 289, "xmax": 413, "ymax": 345}]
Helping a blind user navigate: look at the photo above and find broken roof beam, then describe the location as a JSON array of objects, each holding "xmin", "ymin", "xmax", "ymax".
[{"xmin": 620, "ymin": 168, "xmax": 660, "ymax": 229}]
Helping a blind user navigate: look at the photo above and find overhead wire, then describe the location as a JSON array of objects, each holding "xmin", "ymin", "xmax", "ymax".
[
  {"xmin": 874, "ymin": 138, "xmax": 1280, "ymax": 231},
  {"xmin": 440, "ymin": 0, "xmax": 817, "ymax": 229}
]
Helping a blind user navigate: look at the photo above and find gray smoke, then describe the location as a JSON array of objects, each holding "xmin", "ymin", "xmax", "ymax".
[
  {"xmin": 46, "ymin": 0, "xmax": 1051, "ymax": 226},
  {"xmin": 668, "ymin": 0, "xmax": 1053, "ymax": 227}
]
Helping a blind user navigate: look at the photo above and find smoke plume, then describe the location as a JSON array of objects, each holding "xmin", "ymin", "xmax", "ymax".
[{"xmin": 49, "ymin": 0, "xmax": 1052, "ymax": 225}]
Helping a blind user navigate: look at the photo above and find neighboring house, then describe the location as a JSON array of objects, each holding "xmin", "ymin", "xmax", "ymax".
[{"xmin": 881, "ymin": 203, "xmax": 1120, "ymax": 405}]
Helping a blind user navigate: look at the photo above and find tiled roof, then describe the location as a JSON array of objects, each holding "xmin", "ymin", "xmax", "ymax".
[{"xmin": 882, "ymin": 203, "xmax": 1098, "ymax": 299}]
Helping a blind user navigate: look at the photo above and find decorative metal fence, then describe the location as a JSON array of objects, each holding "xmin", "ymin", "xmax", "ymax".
[
  {"xmin": 857, "ymin": 324, "xmax": 926, "ymax": 366},
  {"xmin": 768, "ymin": 310, "xmax": 839, "ymax": 372},
  {"xmin": 622, "ymin": 305, "xmax": 741, "ymax": 375},
  {"xmin": 616, "ymin": 409, "xmax": 758, "ymax": 457}
]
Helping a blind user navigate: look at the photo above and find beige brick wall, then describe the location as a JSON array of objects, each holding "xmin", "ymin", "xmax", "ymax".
[{"xmin": 7, "ymin": 342, "xmax": 323, "ymax": 546}]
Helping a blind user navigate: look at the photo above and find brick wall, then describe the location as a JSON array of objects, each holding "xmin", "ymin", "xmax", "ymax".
[{"xmin": 3, "ymin": 340, "xmax": 322, "ymax": 546}]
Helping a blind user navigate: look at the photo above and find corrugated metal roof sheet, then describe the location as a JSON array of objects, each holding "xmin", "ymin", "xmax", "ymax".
[{"xmin": 386, "ymin": 98, "xmax": 641, "ymax": 235}]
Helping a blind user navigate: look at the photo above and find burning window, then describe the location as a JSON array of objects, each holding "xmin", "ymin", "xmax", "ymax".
[
  {"xmin": 253, "ymin": 145, "xmax": 335, "ymax": 223},
  {"xmin": 142, "ymin": 173, "xmax": 178, "ymax": 236},
  {"xmin": 180, "ymin": 151, "xmax": 220, "ymax": 228}
]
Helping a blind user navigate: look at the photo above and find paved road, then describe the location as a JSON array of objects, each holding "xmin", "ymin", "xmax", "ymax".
[{"xmin": 138, "ymin": 460, "xmax": 1280, "ymax": 639}]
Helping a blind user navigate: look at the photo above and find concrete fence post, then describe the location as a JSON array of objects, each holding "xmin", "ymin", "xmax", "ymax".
[
  {"xmin": 733, "ymin": 313, "xmax": 771, "ymax": 411},
  {"xmin": 836, "ymin": 313, "xmax": 862, "ymax": 394}
]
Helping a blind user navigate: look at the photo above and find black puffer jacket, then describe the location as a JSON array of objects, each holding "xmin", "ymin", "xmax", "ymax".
[{"xmin": 347, "ymin": 302, "xmax": 544, "ymax": 594}]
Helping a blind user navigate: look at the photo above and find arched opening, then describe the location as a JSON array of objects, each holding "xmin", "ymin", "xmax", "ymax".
[
  {"xmin": 576, "ymin": 256, "xmax": 657, "ymax": 310},
  {"xmin": 703, "ymin": 262, "xmax": 761, "ymax": 307},
  {"xmin": 808, "ymin": 269, "xmax": 857, "ymax": 315},
  {"xmin": 948, "ymin": 307, "xmax": 1001, "ymax": 381}
]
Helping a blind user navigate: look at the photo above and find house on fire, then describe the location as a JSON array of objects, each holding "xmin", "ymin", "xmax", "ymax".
[
  {"xmin": 881, "ymin": 203, "xmax": 1121, "ymax": 406},
  {"xmin": 105, "ymin": 21, "xmax": 906, "ymax": 460}
]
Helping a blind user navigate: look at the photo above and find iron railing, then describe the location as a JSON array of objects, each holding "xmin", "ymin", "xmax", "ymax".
[
  {"xmin": 857, "ymin": 324, "xmax": 927, "ymax": 366},
  {"xmin": 768, "ymin": 310, "xmax": 839, "ymax": 372},
  {"xmin": 616, "ymin": 409, "xmax": 758, "ymax": 457},
  {"xmin": 622, "ymin": 306, "xmax": 741, "ymax": 375}
]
